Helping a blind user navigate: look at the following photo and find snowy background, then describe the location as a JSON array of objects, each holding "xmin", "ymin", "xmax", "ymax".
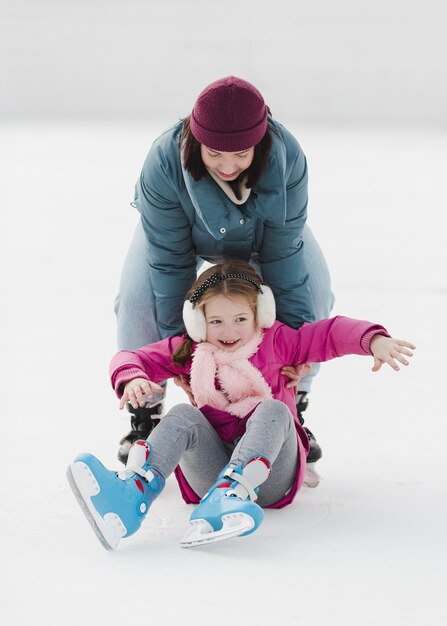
[{"xmin": 1, "ymin": 1, "xmax": 446, "ymax": 625}]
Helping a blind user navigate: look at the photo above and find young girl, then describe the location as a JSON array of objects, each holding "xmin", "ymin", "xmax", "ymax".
[{"xmin": 68, "ymin": 259, "xmax": 415, "ymax": 550}]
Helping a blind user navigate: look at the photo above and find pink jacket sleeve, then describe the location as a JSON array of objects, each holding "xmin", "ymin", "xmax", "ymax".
[
  {"xmin": 272, "ymin": 316, "xmax": 389, "ymax": 365},
  {"xmin": 109, "ymin": 335, "xmax": 187, "ymax": 397}
]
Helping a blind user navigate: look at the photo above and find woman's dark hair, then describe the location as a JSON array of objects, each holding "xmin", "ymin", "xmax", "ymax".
[{"xmin": 180, "ymin": 112, "xmax": 274, "ymax": 200}]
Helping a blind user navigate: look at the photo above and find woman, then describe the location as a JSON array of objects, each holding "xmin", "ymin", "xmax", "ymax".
[{"xmin": 114, "ymin": 76, "xmax": 334, "ymax": 467}]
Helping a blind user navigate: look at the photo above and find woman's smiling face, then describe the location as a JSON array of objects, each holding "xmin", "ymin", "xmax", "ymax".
[{"xmin": 200, "ymin": 145, "xmax": 255, "ymax": 181}]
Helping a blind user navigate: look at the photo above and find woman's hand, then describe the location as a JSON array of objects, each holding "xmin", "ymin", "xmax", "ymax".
[
  {"xmin": 174, "ymin": 375, "xmax": 197, "ymax": 407},
  {"xmin": 281, "ymin": 362, "xmax": 312, "ymax": 389},
  {"xmin": 370, "ymin": 335, "xmax": 416, "ymax": 372},
  {"xmin": 120, "ymin": 378, "xmax": 164, "ymax": 410}
]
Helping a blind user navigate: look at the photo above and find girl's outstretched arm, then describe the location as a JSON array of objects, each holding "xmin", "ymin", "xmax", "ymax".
[
  {"xmin": 272, "ymin": 316, "xmax": 413, "ymax": 368},
  {"xmin": 370, "ymin": 335, "xmax": 416, "ymax": 372}
]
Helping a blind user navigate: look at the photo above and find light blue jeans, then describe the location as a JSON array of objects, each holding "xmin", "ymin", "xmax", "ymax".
[{"xmin": 114, "ymin": 219, "xmax": 334, "ymax": 393}]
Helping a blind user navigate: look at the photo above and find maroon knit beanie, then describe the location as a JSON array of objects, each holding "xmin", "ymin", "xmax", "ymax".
[{"xmin": 190, "ymin": 76, "xmax": 268, "ymax": 152}]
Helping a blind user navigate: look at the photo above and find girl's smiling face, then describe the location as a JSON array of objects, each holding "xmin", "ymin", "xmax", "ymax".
[
  {"xmin": 204, "ymin": 294, "xmax": 257, "ymax": 351},
  {"xmin": 200, "ymin": 145, "xmax": 255, "ymax": 181}
]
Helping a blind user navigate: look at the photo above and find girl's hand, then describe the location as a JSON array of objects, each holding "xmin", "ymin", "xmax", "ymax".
[
  {"xmin": 370, "ymin": 335, "xmax": 416, "ymax": 372},
  {"xmin": 120, "ymin": 378, "xmax": 164, "ymax": 410},
  {"xmin": 281, "ymin": 363, "xmax": 312, "ymax": 389}
]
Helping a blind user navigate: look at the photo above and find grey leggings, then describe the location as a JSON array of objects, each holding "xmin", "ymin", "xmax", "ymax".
[{"xmin": 147, "ymin": 399, "xmax": 298, "ymax": 507}]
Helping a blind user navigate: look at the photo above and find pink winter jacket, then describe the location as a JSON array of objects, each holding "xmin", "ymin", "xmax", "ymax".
[{"xmin": 110, "ymin": 316, "xmax": 388, "ymax": 508}]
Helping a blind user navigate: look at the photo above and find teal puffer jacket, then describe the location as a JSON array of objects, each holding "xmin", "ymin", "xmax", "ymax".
[{"xmin": 135, "ymin": 118, "xmax": 312, "ymax": 338}]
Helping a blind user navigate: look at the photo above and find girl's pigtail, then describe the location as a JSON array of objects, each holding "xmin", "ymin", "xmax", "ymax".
[{"xmin": 172, "ymin": 336, "xmax": 194, "ymax": 366}]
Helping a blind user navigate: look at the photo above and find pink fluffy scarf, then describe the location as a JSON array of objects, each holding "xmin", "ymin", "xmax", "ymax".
[{"xmin": 189, "ymin": 330, "xmax": 273, "ymax": 418}]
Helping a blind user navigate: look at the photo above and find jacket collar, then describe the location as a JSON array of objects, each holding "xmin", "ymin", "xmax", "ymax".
[{"xmin": 206, "ymin": 168, "xmax": 252, "ymax": 206}]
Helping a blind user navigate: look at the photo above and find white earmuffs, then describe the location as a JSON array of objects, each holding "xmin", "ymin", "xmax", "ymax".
[{"xmin": 182, "ymin": 274, "xmax": 276, "ymax": 342}]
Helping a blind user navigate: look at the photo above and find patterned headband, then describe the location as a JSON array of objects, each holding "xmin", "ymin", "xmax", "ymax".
[{"xmin": 189, "ymin": 272, "xmax": 263, "ymax": 305}]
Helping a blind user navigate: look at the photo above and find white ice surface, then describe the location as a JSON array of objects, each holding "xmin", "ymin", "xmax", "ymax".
[{"xmin": 1, "ymin": 121, "xmax": 446, "ymax": 625}]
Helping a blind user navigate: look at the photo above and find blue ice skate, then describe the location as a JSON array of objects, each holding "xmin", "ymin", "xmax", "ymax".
[
  {"xmin": 67, "ymin": 440, "xmax": 164, "ymax": 550},
  {"xmin": 181, "ymin": 456, "xmax": 270, "ymax": 548}
]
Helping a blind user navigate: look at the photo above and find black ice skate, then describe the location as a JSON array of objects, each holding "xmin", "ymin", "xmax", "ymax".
[
  {"xmin": 297, "ymin": 392, "xmax": 322, "ymax": 488},
  {"xmin": 117, "ymin": 402, "xmax": 163, "ymax": 464}
]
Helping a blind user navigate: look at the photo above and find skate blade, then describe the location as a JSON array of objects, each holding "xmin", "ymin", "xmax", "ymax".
[
  {"xmin": 67, "ymin": 462, "xmax": 126, "ymax": 551},
  {"xmin": 303, "ymin": 462, "xmax": 321, "ymax": 488},
  {"xmin": 180, "ymin": 513, "xmax": 254, "ymax": 548}
]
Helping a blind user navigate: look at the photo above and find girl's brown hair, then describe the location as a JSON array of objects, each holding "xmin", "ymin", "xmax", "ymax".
[
  {"xmin": 181, "ymin": 114, "xmax": 274, "ymax": 201},
  {"xmin": 172, "ymin": 258, "xmax": 262, "ymax": 365}
]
